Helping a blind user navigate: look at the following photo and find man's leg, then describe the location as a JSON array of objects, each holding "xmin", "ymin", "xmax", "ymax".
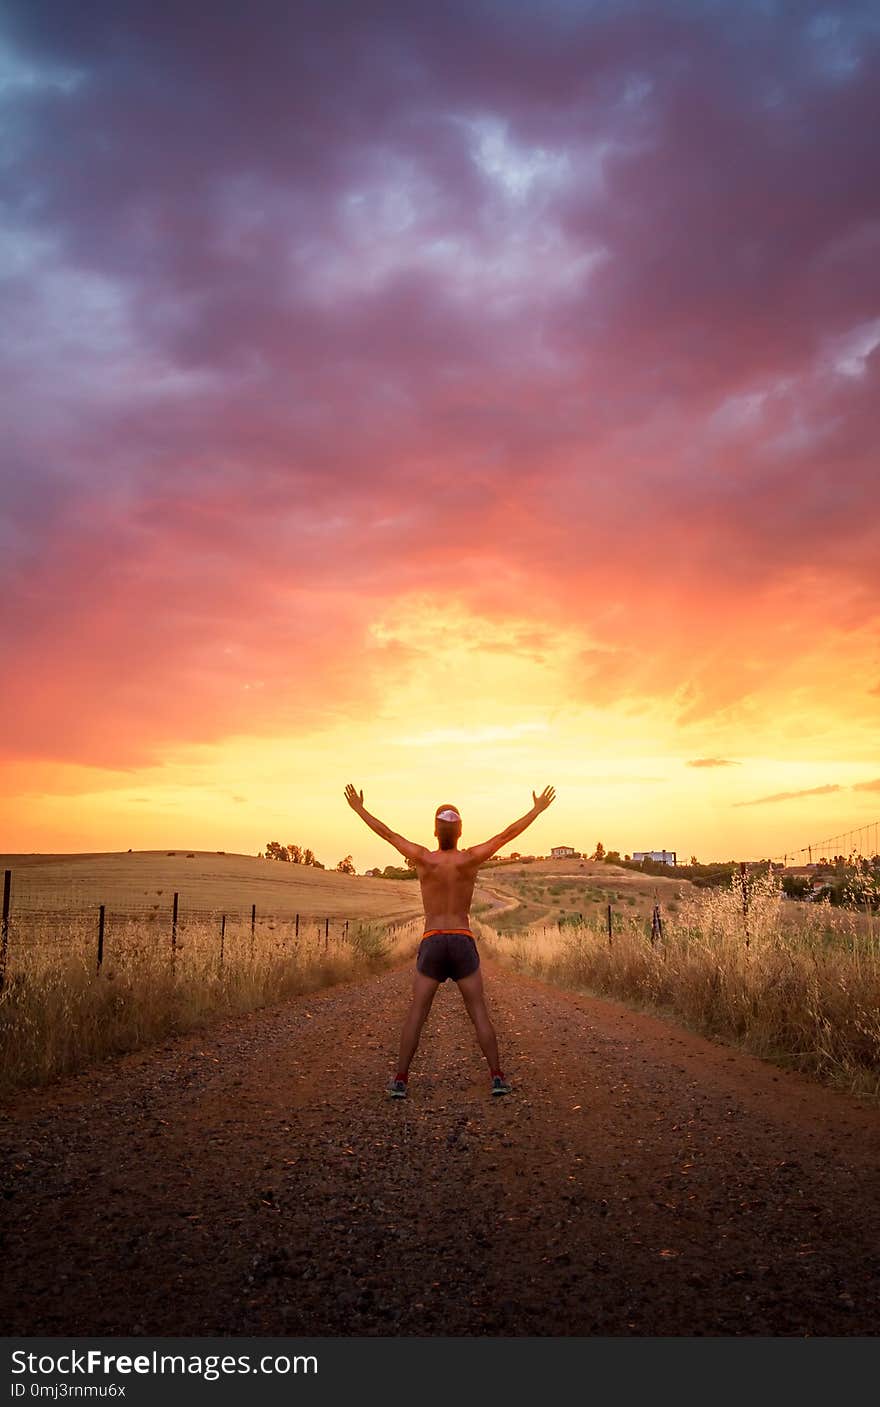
[
  {"xmin": 395, "ymin": 971, "xmax": 440, "ymax": 1080},
  {"xmin": 456, "ymin": 968, "xmax": 501, "ymax": 1073}
]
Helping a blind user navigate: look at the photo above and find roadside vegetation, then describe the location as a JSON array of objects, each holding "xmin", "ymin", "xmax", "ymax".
[
  {"xmin": 476, "ymin": 868, "xmax": 880, "ymax": 1097},
  {"xmin": 0, "ymin": 912, "xmax": 420, "ymax": 1094},
  {"xmin": 478, "ymin": 858, "xmax": 687, "ymax": 933}
]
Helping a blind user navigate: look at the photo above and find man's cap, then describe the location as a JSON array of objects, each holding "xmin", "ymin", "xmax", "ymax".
[{"xmin": 435, "ymin": 807, "xmax": 461, "ymax": 822}]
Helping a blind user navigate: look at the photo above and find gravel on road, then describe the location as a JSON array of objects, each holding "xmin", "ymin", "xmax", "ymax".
[{"xmin": 2, "ymin": 958, "xmax": 879, "ymax": 1336}]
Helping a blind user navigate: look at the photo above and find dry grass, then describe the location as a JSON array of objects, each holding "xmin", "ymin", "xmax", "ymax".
[
  {"xmin": 476, "ymin": 871, "xmax": 880, "ymax": 1098},
  {"xmin": 0, "ymin": 910, "xmax": 421, "ymax": 1095},
  {"xmin": 0, "ymin": 849, "xmax": 516, "ymax": 1094}
]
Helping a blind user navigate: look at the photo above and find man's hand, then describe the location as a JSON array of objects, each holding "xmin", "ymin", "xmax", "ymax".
[
  {"xmin": 532, "ymin": 785, "xmax": 556, "ymax": 813},
  {"xmin": 343, "ymin": 786, "xmax": 423, "ymax": 862},
  {"xmin": 344, "ymin": 783, "xmax": 365, "ymax": 813},
  {"xmin": 467, "ymin": 785, "xmax": 556, "ymax": 865}
]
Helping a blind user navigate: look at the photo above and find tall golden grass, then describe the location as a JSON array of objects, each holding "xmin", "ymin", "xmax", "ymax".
[
  {"xmin": 476, "ymin": 870, "xmax": 880, "ymax": 1097},
  {"xmin": 0, "ymin": 913, "xmax": 420, "ymax": 1095}
]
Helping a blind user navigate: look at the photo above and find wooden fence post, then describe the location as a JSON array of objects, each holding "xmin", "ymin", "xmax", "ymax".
[
  {"xmin": 171, "ymin": 891, "xmax": 179, "ymax": 968},
  {"xmin": 251, "ymin": 903, "xmax": 256, "ymax": 936},
  {"xmin": 0, "ymin": 869, "xmax": 10, "ymax": 990},
  {"xmin": 324, "ymin": 917, "xmax": 329, "ymax": 950},
  {"xmin": 220, "ymin": 914, "xmax": 226, "ymax": 968},
  {"xmin": 97, "ymin": 904, "xmax": 105, "ymax": 972},
  {"xmin": 295, "ymin": 912, "xmax": 300, "ymax": 940},
  {"xmin": 651, "ymin": 903, "xmax": 663, "ymax": 945},
  {"xmin": 607, "ymin": 903, "xmax": 613, "ymax": 947}
]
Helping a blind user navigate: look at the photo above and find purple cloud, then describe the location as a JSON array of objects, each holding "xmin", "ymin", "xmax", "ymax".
[{"xmin": 1, "ymin": 1, "xmax": 879, "ymax": 764}]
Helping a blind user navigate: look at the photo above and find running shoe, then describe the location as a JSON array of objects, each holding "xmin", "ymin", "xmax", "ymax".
[
  {"xmin": 491, "ymin": 1075, "xmax": 513, "ymax": 1096},
  {"xmin": 387, "ymin": 1078, "xmax": 408, "ymax": 1099}
]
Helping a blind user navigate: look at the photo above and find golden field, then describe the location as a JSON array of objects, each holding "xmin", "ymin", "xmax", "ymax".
[
  {"xmin": 5, "ymin": 851, "xmax": 879, "ymax": 1100},
  {"xmin": 0, "ymin": 848, "xmax": 423, "ymax": 926},
  {"xmin": 0, "ymin": 847, "xmax": 506, "ymax": 1092},
  {"xmin": 0, "ymin": 850, "xmax": 426, "ymax": 1094}
]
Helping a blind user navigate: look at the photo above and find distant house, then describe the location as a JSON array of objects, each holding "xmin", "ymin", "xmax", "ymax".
[
  {"xmin": 551, "ymin": 845, "xmax": 577, "ymax": 859},
  {"xmin": 364, "ymin": 867, "xmax": 383, "ymax": 877},
  {"xmin": 633, "ymin": 850, "xmax": 677, "ymax": 866}
]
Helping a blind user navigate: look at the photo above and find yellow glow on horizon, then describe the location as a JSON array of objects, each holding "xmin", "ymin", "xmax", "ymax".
[{"xmin": 3, "ymin": 596, "xmax": 879, "ymax": 866}]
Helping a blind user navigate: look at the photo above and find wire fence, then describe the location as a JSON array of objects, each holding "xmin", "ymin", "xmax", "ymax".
[{"xmin": 0, "ymin": 868, "xmax": 421, "ymax": 985}]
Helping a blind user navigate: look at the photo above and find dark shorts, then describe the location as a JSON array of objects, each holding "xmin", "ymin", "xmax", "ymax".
[{"xmin": 416, "ymin": 931, "xmax": 480, "ymax": 983}]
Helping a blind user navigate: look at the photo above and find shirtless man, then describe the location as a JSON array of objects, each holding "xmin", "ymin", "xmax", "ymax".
[{"xmin": 344, "ymin": 783, "xmax": 556, "ymax": 1098}]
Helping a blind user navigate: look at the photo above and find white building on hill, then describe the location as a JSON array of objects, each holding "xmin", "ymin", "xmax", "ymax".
[
  {"xmin": 551, "ymin": 845, "xmax": 577, "ymax": 859},
  {"xmin": 633, "ymin": 849, "xmax": 677, "ymax": 866}
]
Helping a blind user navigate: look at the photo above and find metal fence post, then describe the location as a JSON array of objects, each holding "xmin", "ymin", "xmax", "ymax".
[
  {"xmin": 324, "ymin": 917, "xmax": 329, "ymax": 949},
  {"xmin": 220, "ymin": 913, "xmax": 226, "ymax": 969},
  {"xmin": 97, "ymin": 904, "xmax": 105, "ymax": 972},
  {"xmin": 607, "ymin": 903, "xmax": 613, "ymax": 946},
  {"xmin": 295, "ymin": 912, "xmax": 300, "ymax": 940},
  {"xmin": 0, "ymin": 869, "xmax": 10, "ymax": 990},
  {"xmin": 171, "ymin": 891, "xmax": 179, "ymax": 968}
]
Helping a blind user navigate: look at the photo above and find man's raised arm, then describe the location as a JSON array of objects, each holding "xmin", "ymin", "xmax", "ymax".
[
  {"xmin": 344, "ymin": 784, "xmax": 427, "ymax": 863},
  {"xmin": 466, "ymin": 786, "xmax": 556, "ymax": 866}
]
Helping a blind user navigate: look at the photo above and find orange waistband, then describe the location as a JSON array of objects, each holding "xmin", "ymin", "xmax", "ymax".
[{"xmin": 422, "ymin": 928, "xmax": 474, "ymax": 938}]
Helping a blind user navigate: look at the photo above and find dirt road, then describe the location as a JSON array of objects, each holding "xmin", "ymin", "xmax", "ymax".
[{"xmin": 2, "ymin": 959, "xmax": 879, "ymax": 1336}]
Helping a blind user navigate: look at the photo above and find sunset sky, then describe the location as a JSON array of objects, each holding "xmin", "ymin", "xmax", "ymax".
[{"xmin": 2, "ymin": 1, "xmax": 879, "ymax": 869}]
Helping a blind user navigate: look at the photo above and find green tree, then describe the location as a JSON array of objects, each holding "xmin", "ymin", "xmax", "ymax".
[
  {"xmin": 303, "ymin": 848, "xmax": 316, "ymax": 866},
  {"xmin": 382, "ymin": 863, "xmax": 417, "ymax": 879},
  {"xmin": 287, "ymin": 844, "xmax": 303, "ymax": 863},
  {"xmin": 336, "ymin": 855, "xmax": 355, "ymax": 874},
  {"xmin": 593, "ymin": 841, "xmax": 605, "ymax": 860},
  {"xmin": 265, "ymin": 840, "xmax": 287, "ymax": 861}
]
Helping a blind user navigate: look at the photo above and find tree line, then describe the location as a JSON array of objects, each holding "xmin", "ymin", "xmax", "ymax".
[
  {"xmin": 262, "ymin": 841, "xmax": 324, "ymax": 867},
  {"xmin": 261, "ymin": 842, "xmax": 363, "ymax": 875}
]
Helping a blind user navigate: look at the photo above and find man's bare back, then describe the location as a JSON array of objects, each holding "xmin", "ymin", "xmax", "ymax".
[{"xmin": 413, "ymin": 847, "xmax": 479, "ymax": 931}]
